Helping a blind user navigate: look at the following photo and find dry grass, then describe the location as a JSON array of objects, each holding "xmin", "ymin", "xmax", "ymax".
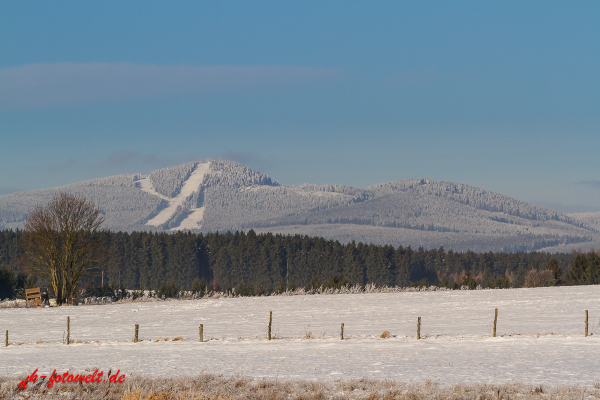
[
  {"xmin": 380, "ymin": 330, "xmax": 391, "ymax": 339},
  {"xmin": 1, "ymin": 373, "xmax": 599, "ymax": 400},
  {"xmin": 124, "ymin": 391, "xmax": 206, "ymax": 400},
  {"xmin": 302, "ymin": 326, "xmax": 315, "ymax": 339},
  {"xmin": 154, "ymin": 337, "xmax": 185, "ymax": 342}
]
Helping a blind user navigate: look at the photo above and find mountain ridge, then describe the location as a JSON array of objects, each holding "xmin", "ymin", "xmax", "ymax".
[{"xmin": 1, "ymin": 159, "xmax": 597, "ymax": 253}]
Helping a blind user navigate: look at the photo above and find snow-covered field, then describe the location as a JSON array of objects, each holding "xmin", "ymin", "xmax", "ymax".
[{"xmin": 1, "ymin": 286, "xmax": 599, "ymax": 386}]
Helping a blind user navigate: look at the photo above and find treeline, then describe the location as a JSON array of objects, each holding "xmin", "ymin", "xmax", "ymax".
[
  {"xmin": 2, "ymin": 229, "xmax": 596, "ymax": 300},
  {"xmin": 0, "ymin": 267, "xmax": 36, "ymax": 301}
]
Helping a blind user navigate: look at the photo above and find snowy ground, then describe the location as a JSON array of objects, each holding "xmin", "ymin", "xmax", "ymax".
[{"xmin": 1, "ymin": 285, "xmax": 599, "ymax": 386}]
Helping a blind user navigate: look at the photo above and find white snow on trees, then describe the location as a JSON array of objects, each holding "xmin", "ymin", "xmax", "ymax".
[{"xmin": 0, "ymin": 159, "xmax": 597, "ymax": 252}]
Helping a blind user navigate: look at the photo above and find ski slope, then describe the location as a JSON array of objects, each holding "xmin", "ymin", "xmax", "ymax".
[
  {"xmin": 1, "ymin": 285, "xmax": 599, "ymax": 386},
  {"xmin": 143, "ymin": 161, "xmax": 210, "ymax": 228}
]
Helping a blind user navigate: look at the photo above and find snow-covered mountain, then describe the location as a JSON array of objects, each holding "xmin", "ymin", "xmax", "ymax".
[{"xmin": 1, "ymin": 160, "xmax": 597, "ymax": 252}]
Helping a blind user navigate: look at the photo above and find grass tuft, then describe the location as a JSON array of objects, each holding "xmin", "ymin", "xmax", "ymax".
[
  {"xmin": 302, "ymin": 325, "xmax": 315, "ymax": 339},
  {"xmin": 303, "ymin": 331, "xmax": 315, "ymax": 339}
]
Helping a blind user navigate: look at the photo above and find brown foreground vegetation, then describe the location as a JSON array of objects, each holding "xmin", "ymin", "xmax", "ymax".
[{"xmin": 2, "ymin": 373, "xmax": 600, "ymax": 400}]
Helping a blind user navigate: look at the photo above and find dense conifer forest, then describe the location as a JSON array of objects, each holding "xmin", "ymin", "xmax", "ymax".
[{"xmin": 2, "ymin": 228, "xmax": 599, "ymax": 300}]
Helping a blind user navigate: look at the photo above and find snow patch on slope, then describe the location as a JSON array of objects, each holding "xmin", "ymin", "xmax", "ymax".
[
  {"xmin": 145, "ymin": 162, "xmax": 211, "ymax": 227},
  {"xmin": 138, "ymin": 176, "xmax": 170, "ymax": 201},
  {"xmin": 170, "ymin": 207, "xmax": 205, "ymax": 231}
]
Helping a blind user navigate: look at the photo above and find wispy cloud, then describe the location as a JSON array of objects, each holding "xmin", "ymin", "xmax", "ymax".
[
  {"xmin": 576, "ymin": 180, "xmax": 600, "ymax": 190},
  {"xmin": 0, "ymin": 63, "xmax": 344, "ymax": 110}
]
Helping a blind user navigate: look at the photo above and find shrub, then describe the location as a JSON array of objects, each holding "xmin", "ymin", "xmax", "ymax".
[
  {"xmin": 156, "ymin": 281, "xmax": 179, "ymax": 299},
  {"xmin": 0, "ymin": 267, "xmax": 37, "ymax": 300},
  {"xmin": 235, "ymin": 281, "xmax": 255, "ymax": 297},
  {"xmin": 129, "ymin": 286, "xmax": 146, "ymax": 301},
  {"xmin": 324, "ymin": 274, "xmax": 349, "ymax": 290},
  {"xmin": 524, "ymin": 269, "xmax": 555, "ymax": 288},
  {"xmin": 547, "ymin": 259, "xmax": 563, "ymax": 285},
  {"xmin": 0, "ymin": 267, "xmax": 15, "ymax": 300},
  {"xmin": 274, "ymin": 278, "xmax": 286, "ymax": 294},
  {"xmin": 208, "ymin": 277, "xmax": 220, "ymax": 292},
  {"xmin": 461, "ymin": 270, "xmax": 478, "ymax": 290},
  {"xmin": 380, "ymin": 330, "xmax": 391, "ymax": 338},
  {"xmin": 84, "ymin": 280, "xmax": 128, "ymax": 301},
  {"xmin": 410, "ymin": 278, "xmax": 430, "ymax": 289},
  {"xmin": 486, "ymin": 275, "xmax": 512, "ymax": 289},
  {"xmin": 308, "ymin": 276, "xmax": 321, "ymax": 291},
  {"xmin": 303, "ymin": 325, "xmax": 315, "ymax": 339},
  {"xmin": 190, "ymin": 278, "xmax": 207, "ymax": 297}
]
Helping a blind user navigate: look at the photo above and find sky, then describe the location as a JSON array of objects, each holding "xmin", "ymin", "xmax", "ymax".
[{"xmin": 1, "ymin": 1, "xmax": 599, "ymax": 213}]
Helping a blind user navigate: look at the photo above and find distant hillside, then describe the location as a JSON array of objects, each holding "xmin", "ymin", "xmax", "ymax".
[
  {"xmin": 569, "ymin": 211, "xmax": 600, "ymax": 231},
  {"xmin": 0, "ymin": 159, "xmax": 597, "ymax": 252},
  {"xmin": 537, "ymin": 211, "xmax": 600, "ymax": 253}
]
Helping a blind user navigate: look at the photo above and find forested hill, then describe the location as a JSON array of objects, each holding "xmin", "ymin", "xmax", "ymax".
[
  {"xmin": 1, "ymin": 229, "xmax": 591, "ymax": 294},
  {"xmin": 0, "ymin": 159, "xmax": 598, "ymax": 253}
]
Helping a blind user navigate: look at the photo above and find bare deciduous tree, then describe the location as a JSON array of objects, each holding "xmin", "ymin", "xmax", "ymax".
[
  {"xmin": 523, "ymin": 269, "xmax": 555, "ymax": 288},
  {"xmin": 20, "ymin": 192, "xmax": 106, "ymax": 305}
]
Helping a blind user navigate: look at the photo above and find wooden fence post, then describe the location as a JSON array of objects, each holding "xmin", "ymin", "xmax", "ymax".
[
  {"xmin": 5, "ymin": 330, "xmax": 7, "ymax": 347},
  {"xmin": 268, "ymin": 311, "xmax": 272, "ymax": 340},
  {"xmin": 493, "ymin": 308, "xmax": 498, "ymax": 337},
  {"xmin": 341, "ymin": 323, "xmax": 344, "ymax": 340},
  {"xmin": 585, "ymin": 310, "xmax": 589, "ymax": 337},
  {"xmin": 417, "ymin": 317, "xmax": 421, "ymax": 340},
  {"xmin": 67, "ymin": 317, "xmax": 70, "ymax": 345},
  {"xmin": 199, "ymin": 324, "xmax": 204, "ymax": 342},
  {"xmin": 134, "ymin": 324, "xmax": 139, "ymax": 343}
]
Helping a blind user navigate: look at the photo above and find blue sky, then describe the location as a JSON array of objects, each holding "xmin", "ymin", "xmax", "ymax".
[{"xmin": 1, "ymin": 1, "xmax": 599, "ymax": 212}]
